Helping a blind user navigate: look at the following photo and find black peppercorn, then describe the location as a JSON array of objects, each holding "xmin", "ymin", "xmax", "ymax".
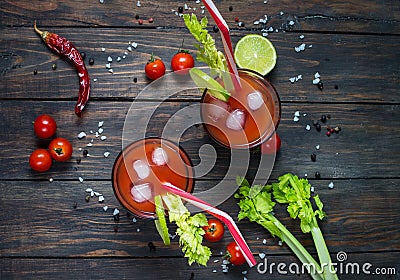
[
  {"xmin": 148, "ymin": 242, "xmax": 156, "ymax": 252},
  {"xmin": 114, "ymin": 226, "xmax": 119, "ymax": 232},
  {"xmin": 114, "ymin": 213, "xmax": 120, "ymax": 222},
  {"xmin": 135, "ymin": 14, "xmax": 140, "ymax": 20},
  {"xmin": 311, "ymin": 153, "xmax": 317, "ymax": 162},
  {"xmin": 213, "ymin": 25, "xmax": 219, "ymax": 33},
  {"xmin": 80, "ymin": 52, "xmax": 86, "ymax": 59},
  {"xmin": 315, "ymin": 171, "xmax": 321, "ymax": 179},
  {"xmin": 83, "ymin": 149, "xmax": 89, "ymax": 157},
  {"xmin": 238, "ymin": 22, "xmax": 245, "ymax": 27},
  {"xmin": 320, "ymin": 114, "xmax": 327, "ymax": 123},
  {"xmin": 73, "ymin": 202, "xmax": 78, "ymax": 209},
  {"xmin": 334, "ymin": 84, "xmax": 339, "ymax": 90},
  {"xmin": 133, "ymin": 77, "xmax": 138, "ymax": 83},
  {"xmin": 229, "ymin": 5, "xmax": 233, "ymax": 11},
  {"xmin": 76, "ymin": 157, "xmax": 81, "ymax": 164},
  {"xmin": 316, "ymin": 123, "xmax": 322, "ymax": 131},
  {"xmin": 178, "ymin": 6, "xmax": 183, "ymax": 13},
  {"xmin": 85, "ymin": 195, "xmax": 90, "ymax": 202},
  {"xmin": 89, "ymin": 58, "xmax": 94, "ymax": 65},
  {"xmin": 52, "ymin": 63, "xmax": 57, "ymax": 70},
  {"xmin": 33, "ymin": 69, "xmax": 38, "ymax": 75},
  {"xmin": 317, "ymin": 81, "xmax": 324, "ymax": 90}
]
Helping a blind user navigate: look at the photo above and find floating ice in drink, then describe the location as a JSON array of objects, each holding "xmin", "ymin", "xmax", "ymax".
[
  {"xmin": 226, "ymin": 109, "xmax": 246, "ymax": 130},
  {"xmin": 152, "ymin": 147, "xmax": 168, "ymax": 166},
  {"xmin": 247, "ymin": 91, "xmax": 263, "ymax": 111},
  {"xmin": 130, "ymin": 182, "xmax": 153, "ymax": 203},
  {"xmin": 207, "ymin": 98, "xmax": 229, "ymax": 122},
  {"xmin": 133, "ymin": 159, "xmax": 150, "ymax": 179}
]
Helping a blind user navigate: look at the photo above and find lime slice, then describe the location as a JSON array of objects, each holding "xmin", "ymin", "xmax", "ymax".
[
  {"xmin": 154, "ymin": 195, "xmax": 170, "ymax": 245},
  {"xmin": 234, "ymin": 34, "xmax": 277, "ymax": 76},
  {"xmin": 189, "ymin": 68, "xmax": 230, "ymax": 102}
]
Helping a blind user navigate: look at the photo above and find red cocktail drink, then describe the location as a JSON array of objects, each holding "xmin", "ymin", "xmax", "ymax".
[
  {"xmin": 112, "ymin": 138, "xmax": 194, "ymax": 218},
  {"xmin": 201, "ymin": 69, "xmax": 280, "ymax": 149}
]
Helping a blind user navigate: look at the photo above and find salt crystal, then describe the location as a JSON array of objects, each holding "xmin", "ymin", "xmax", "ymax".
[
  {"xmin": 289, "ymin": 20, "xmax": 295, "ymax": 26},
  {"xmin": 127, "ymin": 46, "xmax": 132, "ymax": 52},
  {"xmin": 222, "ymin": 259, "xmax": 230, "ymax": 265},
  {"xmin": 314, "ymin": 72, "xmax": 321, "ymax": 78},
  {"xmin": 289, "ymin": 77, "xmax": 296, "ymax": 83},
  {"xmin": 136, "ymin": 1, "xmax": 141, "ymax": 7},
  {"xmin": 94, "ymin": 192, "xmax": 102, "ymax": 196},
  {"xmin": 212, "ymin": 270, "xmax": 217, "ymax": 273},
  {"xmin": 305, "ymin": 173, "xmax": 308, "ymax": 177},
  {"xmin": 131, "ymin": 42, "xmax": 138, "ymax": 49},
  {"xmin": 117, "ymin": 57, "xmax": 121, "ymax": 62},
  {"xmin": 132, "ymin": 217, "xmax": 137, "ymax": 223},
  {"xmin": 184, "ymin": 4, "xmax": 188, "ymax": 10},
  {"xmin": 122, "ymin": 55, "xmax": 126, "ymax": 59},
  {"xmin": 87, "ymin": 142, "xmax": 93, "ymax": 147},
  {"xmin": 196, "ymin": 0, "xmax": 200, "ymax": 3},
  {"xmin": 247, "ymin": 91, "xmax": 263, "ymax": 111},
  {"xmin": 78, "ymin": 132, "xmax": 87, "ymax": 139},
  {"xmin": 136, "ymin": 228, "xmax": 140, "ymax": 232},
  {"xmin": 305, "ymin": 124, "xmax": 311, "ymax": 131},
  {"xmin": 85, "ymin": 188, "xmax": 93, "ymax": 193},
  {"xmin": 101, "ymin": 47, "xmax": 105, "ymax": 52},
  {"xmin": 263, "ymin": 239, "xmax": 267, "ymax": 244},
  {"xmin": 99, "ymin": 0, "xmax": 104, "ymax": 3},
  {"xmin": 152, "ymin": 147, "xmax": 168, "ymax": 166},
  {"xmin": 49, "ymin": 177, "xmax": 53, "ymax": 183},
  {"xmin": 131, "ymin": 183, "xmax": 153, "ymax": 203},
  {"xmin": 98, "ymin": 121, "xmax": 104, "ymax": 127},
  {"xmin": 309, "ymin": 44, "xmax": 313, "ymax": 48},
  {"xmin": 107, "ymin": 56, "xmax": 112, "ymax": 62},
  {"xmin": 124, "ymin": 52, "xmax": 128, "ymax": 56},
  {"xmin": 313, "ymin": 78, "xmax": 320, "ymax": 85},
  {"xmin": 98, "ymin": 128, "xmax": 104, "ymax": 134},
  {"xmin": 133, "ymin": 160, "xmax": 150, "ymax": 179},
  {"xmin": 78, "ymin": 177, "xmax": 84, "ymax": 183},
  {"xmin": 90, "ymin": 191, "xmax": 94, "ymax": 197},
  {"xmin": 311, "ymin": 186, "xmax": 315, "ymax": 193},
  {"xmin": 259, "ymin": 253, "xmax": 266, "ymax": 259},
  {"xmin": 113, "ymin": 208, "xmax": 120, "ymax": 216},
  {"xmin": 280, "ymin": 11, "xmax": 284, "ymax": 15},
  {"xmin": 294, "ymin": 111, "xmax": 300, "ymax": 117},
  {"xmin": 278, "ymin": 240, "xmax": 283, "ymax": 246},
  {"xmin": 242, "ymin": 270, "xmax": 248, "ymax": 275},
  {"xmin": 293, "ymin": 116, "xmax": 299, "ymax": 122},
  {"xmin": 316, "ymin": 145, "xmax": 320, "ymax": 150},
  {"xmin": 93, "ymin": 78, "xmax": 97, "ymax": 82},
  {"xmin": 95, "ymin": 132, "xmax": 99, "ymax": 138},
  {"xmin": 213, "ymin": 260, "xmax": 220, "ymax": 263},
  {"xmin": 226, "ymin": 109, "xmax": 246, "ymax": 130},
  {"xmin": 108, "ymin": 69, "xmax": 113, "ymax": 74},
  {"xmin": 254, "ymin": 21, "xmax": 260, "ymax": 25},
  {"xmin": 299, "ymin": 34, "xmax": 305, "ymax": 39},
  {"xmin": 328, "ymin": 182, "xmax": 334, "ymax": 189},
  {"xmin": 103, "ymin": 205, "xmax": 108, "ymax": 211},
  {"xmin": 104, "ymin": 152, "xmax": 110, "ymax": 158},
  {"xmin": 268, "ymin": 26, "xmax": 274, "ymax": 32},
  {"xmin": 105, "ymin": 63, "xmax": 111, "ymax": 69},
  {"xmin": 100, "ymin": 136, "xmax": 107, "ymax": 141},
  {"xmin": 98, "ymin": 195, "xmax": 104, "ymax": 203}
]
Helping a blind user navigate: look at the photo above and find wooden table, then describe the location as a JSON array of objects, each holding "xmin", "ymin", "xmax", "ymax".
[{"xmin": 1, "ymin": 1, "xmax": 399, "ymax": 279}]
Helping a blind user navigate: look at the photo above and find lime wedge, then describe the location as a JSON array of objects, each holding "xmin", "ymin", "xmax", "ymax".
[
  {"xmin": 189, "ymin": 68, "xmax": 230, "ymax": 102},
  {"xmin": 154, "ymin": 195, "xmax": 170, "ymax": 245},
  {"xmin": 234, "ymin": 34, "xmax": 277, "ymax": 76}
]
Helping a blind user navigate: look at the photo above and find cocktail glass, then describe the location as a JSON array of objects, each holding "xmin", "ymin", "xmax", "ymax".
[
  {"xmin": 112, "ymin": 137, "xmax": 194, "ymax": 219},
  {"xmin": 200, "ymin": 69, "xmax": 281, "ymax": 149}
]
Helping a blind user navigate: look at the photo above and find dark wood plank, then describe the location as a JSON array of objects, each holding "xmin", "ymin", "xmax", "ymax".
[
  {"xmin": 0, "ymin": 179, "xmax": 399, "ymax": 257},
  {"xmin": 1, "ymin": 0, "xmax": 399, "ymax": 34},
  {"xmin": 1, "ymin": 28, "xmax": 399, "ymax": 103},
  {"xmin": 1, "ymin": 252, "xmax": 399, "ymax": 280},
  {"xmin": 0, "ymin": 100, "xmax": 399, "ymax": 180}
]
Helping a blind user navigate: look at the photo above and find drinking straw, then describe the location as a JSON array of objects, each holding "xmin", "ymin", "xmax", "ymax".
[
  {"xmin": 202, "ymin": 0, "xmax": 242, "ymax": 91},
  {"xmin": 162, "ymin": 182, "xmax": 257, "ymax": 267}
]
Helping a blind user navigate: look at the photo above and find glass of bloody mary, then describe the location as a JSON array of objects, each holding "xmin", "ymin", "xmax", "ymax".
[
  {"xmin": 200, "ymin": 69, "xmax": 281, "ymax": 149},
  {"xmin": 112, "ymin": 137, "xmax": 194, "ymax": 219}
]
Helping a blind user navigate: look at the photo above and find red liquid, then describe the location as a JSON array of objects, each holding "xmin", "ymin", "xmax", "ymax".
[
  {"xmin": 112, "ymin": 138, "xmax": 194, "ymax": 218},
  {"xmin": 201, "ymin": 70, "xmax": 280, "ymax": 149}
]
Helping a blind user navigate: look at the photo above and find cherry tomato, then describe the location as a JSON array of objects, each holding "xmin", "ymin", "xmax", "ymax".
[
  {"xmin": 261, "ymin": 133, "xmax": 281, "ymax": 155},
  {"xmin": 33, "ymin": 114, "xmax": 57, "ymax": 139},
  {"xmin": 145, "ymin": 54, "xmax": 166, "ymax": 80},
  {"xmin": 29, "ymin": 149, "xmax": 52, "ymax": 172},
  {"xmin": 48, "ymin": 137, "xmax": 73, "ymax": 162},
  {"xmin": 203, "ymin": 219, "xmax": 225, "ymax": 242},
  {"xmin": 226, "ymin": 241, "xmax": 246, "ymax": 266},
  {"xmin": 171, "ymin": 51, "xmax": 194, "ymax": 74}
]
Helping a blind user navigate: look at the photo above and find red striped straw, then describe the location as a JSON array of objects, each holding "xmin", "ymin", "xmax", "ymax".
[
  {"xmin": 202, "ymin": 0, "xmax": 242, "ymax": 91},
  {"xmin": 162, "ymin": 182, "xmax": 257, "ymax": 267}
]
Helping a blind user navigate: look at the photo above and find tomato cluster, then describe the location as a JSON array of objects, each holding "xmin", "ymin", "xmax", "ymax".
[
  {"xmin": 29, "ymin": 114, "xmax": 73, "ymax": 172},
  {"xmin": 144, "ymin": 50, "xmax": 195, "ymax": 81}
]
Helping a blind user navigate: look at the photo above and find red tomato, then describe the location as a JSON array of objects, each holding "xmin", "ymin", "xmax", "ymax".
[
  {"xmin": 226, "ymin": 241, "xmax": 246, "ymax": 266},
  {"xmin": 261, "ymin": 133, "xmax": 281, "ymax": 155},
  {"xmin": 203, "ymin": 219, "xmax": 225, "ymax": 242},
  {"xmin": 48, "ymin": 137, "xmax": 73, "ymax": 162},
  {"xmin": 33, "ymin": 114, "xmax": 57, "ymax": 139},
  {"xmin": 171, "ymin": 51, "xmax": 194, "ymax": 74},
  {"xmin": 145, "ymin": 55, "xmax": 166, "ymax": 80},
  {"xmin": 29, "ymin": 149, "xmax": 52, "ymax": 172}
]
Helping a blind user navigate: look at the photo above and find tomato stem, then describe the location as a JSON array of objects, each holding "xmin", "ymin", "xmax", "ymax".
[{"xmin": 54, "ymin": 148, "xmax": 64, "ymax": 155}]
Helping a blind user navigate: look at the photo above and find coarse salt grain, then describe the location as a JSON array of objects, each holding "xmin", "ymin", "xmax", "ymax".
[
  {"xmin": 108, "ymin": 69, "xmax": 114, "ymax": 74},
  {"xmin": 78, "ymin": 132, "xmax": 87, "ymax": 139},
  {"xmin": 313, "ymin": 78, "xmax": 320, "ymax": 85},
  {"xmin": 94, "ymin": 192, "xmax": 101, "ymax": 196},
  {"xmin": 311, "ymin": 186, "xmax": 315, "ymax": 193},
  {"xmin": 78, "ymin": 177, "xmax": 84, "ymax": 183},
  {"xmin": 316, "ymin": 145, "xmax": 320, "ymax": 150},
  {"xmin": 294, "ymin": 111, "xmax": 300, "ymax": 117},
  {"xmin": 87, "ymin": 142, "xmax": 93, "ymax": 147},
  {"xmin": 263, "ymin": 239, "xmax": 267, "ymax": 244},
  {"xmin": 136, "ymin": 1, "xmax": 141, "ymax": 7},
  {"xmin": 104, "ymin": 152, "xmax": 110, "ymax": 158},
  {"xmin": 306, "ymin": 124, "xmax": 311, "ymax": 131},
  {"xmin": 101, "ymin": 136, "xmax": 107, "ymax": 141},
  {"xmin": 132, "ymin": 217, "xmax": 137, "ymax": 223},
  {"xmin": 212, "ymin": 270, "xmax": 217, "ymax": 273},
  {"xmin": 107, "ymin": 56, "xmax": 112, "ymax": 62},
  {"xmin": 300, "ymin": 34, "xmax": 305, "ymax": 39},
  {"xmin": 213, "ymin": 259, "xmax": 220, "ymax": 263},
  {"xmin": 131, "ymin": 42, "xmax": 138, "ymax": 49},
  {"xmin": 289, "ymin": 20, "xmax": 295, "ymax": 26},
  {"xmin": 117, "ymin": 57, "xmax": 121, "ymax": 62},
  {"xmin": 315, "ymin": 72, "xmax": 321, "ymax": 78},
  {"xmin": 93, "ymin": 78, "xmax": 97, "ymax": 82},
  {"xmin": 293, "ymin": 116, "xmax": 299, "ymax": 122},
  {"xmin": 113, "ymin": 208, "xmax": 120, "ymax": 216},
  {"xmin": 259, "ymin": 253, "xmax": 266, "ymax": 259},
  {"xmin": 278, "ymin": 240, "xmax": 283, "ymax": 246},
  {"xmin": 98, "ymin": 128, "xmax": 104, "ymax": 134},
  {"xmin": 101, "ymin": 47, "xmax": 106, "ymax": 52},
  {"xmin": 98, "ymin": 195, "xmax": 105, "ymax": 203},
  {"xmin": 98, "ymin": 121, "xmax": 104, "ymax": 127},
  {"xmin": 105, "ymin": 63, "xmax": 111, "ymax": 69},
  {"xmin": 103, "ymin": 205, "xmax": 108, "ymax": 211},
  {"xmin": 328, "ymin": 182, "xmax": 334, "ymax": 189},
  {"xmin": 86, "ymin": 188, "xmax": 93, "ymax": 193},
  {"xmin": 136, "ymin": 228, "xmax": 140, "ymax": 232}
]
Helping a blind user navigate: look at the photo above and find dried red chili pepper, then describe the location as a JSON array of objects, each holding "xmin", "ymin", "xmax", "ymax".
[{"xmin": 34, "ymin": 22, "xmax": 90, "ymax": 117}]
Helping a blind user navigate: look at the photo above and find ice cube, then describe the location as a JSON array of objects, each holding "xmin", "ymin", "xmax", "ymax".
[
  {"xmin": 226, "ymin": 109, "xmax": 246, "ymax": 130},
  {"xmin": 133, "ymin": 160, "xmax": 150, "ymax": 179},
  {"xmin": 152, "ymin": 147, "xmax": 168, "ymax": 166},
  {"xmin": 207, "ymin": 99, "xmax": 229, "ymax": 122},
  {"xmin": 247, "ymin": 91, "xmax": 263, "ymax": 111},
  {"xmin": 130, "ymin": 183, "xmax": 153, "ymax": 203}
]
